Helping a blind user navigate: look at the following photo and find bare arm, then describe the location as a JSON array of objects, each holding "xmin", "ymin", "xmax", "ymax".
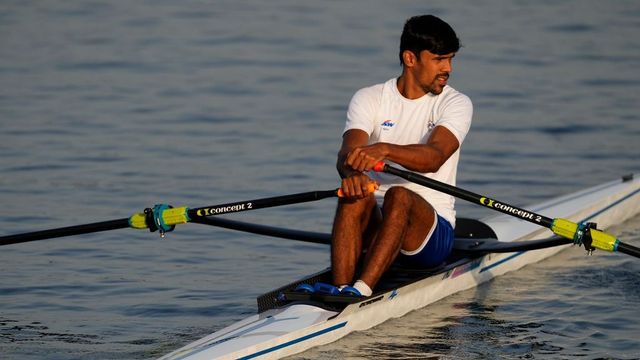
[
  {"xmin": 337, "ymin": 129, "xmax": 369, "ymax": 178},
  {"xmin": 337, "ymin": 129, "xmax": 378, "ymax": 198},
  {"xmin": 345, "ymin": 126, "xmax": 460, "ymax": 173}
]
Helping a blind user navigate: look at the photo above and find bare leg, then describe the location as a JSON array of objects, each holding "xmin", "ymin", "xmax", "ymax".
[
  {"xmin": 331, "ymin": 194, "xmax": 379, "ymax": 286},
  {"xmin": 359, "ymin": 186, "xmax": 435, "ymax": 289}
]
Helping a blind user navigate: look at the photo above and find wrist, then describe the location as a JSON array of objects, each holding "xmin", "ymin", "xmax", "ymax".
[
  {"xmin": 381, "ymin": 143, "xmax": 392, "ymax": 158},
  {"xmin": 340, "ymin": 168, "xmax": 361, "ymax": 179}
]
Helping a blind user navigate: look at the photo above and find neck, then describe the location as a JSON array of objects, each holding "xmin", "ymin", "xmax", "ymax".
[{"xmin": 396, "ymin": 72, "xmax": 426, "ymax": 100}]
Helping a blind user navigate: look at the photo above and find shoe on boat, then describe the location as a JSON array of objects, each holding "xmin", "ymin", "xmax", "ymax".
[
  {"xmin": 339, "ymin": 286, "xmax": 362, "ymax": 297},
  {"xmin": 293, "ymin": 283, "xmax": 315, "ymax": 294},
  {"xmin": 293, "ymin": 282, "xmax": 342, "ymax": 295},
  {"xmin": 313, "ymin": 282, "xmax": 341, "ymax": 295}
]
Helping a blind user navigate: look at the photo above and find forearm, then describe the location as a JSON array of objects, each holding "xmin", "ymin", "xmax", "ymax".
[
  {"xmin": 337, "ymin": 129, "xmax": 371, "ymax": 178},
  {"xmin": 387, "ymin": 126, "xmax": 460, "ymax": 173},
  {"xmin": 345, "ymin": 126, "xmax": 460, "ymax": 174},
  {"xmin": 337, "ymin": 149, "xmax": 360, "ymax": 179},
  {"xmin": 383, "ymin": 143, "xmax": 448, "ymax": 173}
]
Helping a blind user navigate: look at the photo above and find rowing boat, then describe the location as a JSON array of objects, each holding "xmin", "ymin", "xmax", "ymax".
[{"xmin": 157, "ymin": 173, "xmax": 640, "ymax": 360}]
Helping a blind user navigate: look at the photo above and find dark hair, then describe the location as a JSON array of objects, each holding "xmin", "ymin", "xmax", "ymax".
[{"xmin": 399, "ymin": 15, "xmax": 461, "ymax": 65}]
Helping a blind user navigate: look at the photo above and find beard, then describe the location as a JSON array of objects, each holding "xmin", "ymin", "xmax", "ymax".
[{"xmin": 419, "ymin": 73, "xmax": 449, "ymax": 95}]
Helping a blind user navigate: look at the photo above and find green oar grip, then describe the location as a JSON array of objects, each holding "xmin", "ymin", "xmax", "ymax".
[
  {"xmin": 159, "ymin": 206, "xmax": 190, "ymax": 226},
  {"xmin": 128, "ymin": 206, "xmax": 190, "ymax": 230},
  {"xmin": 129, "ymin": 212, "xmax": 147, "ymax": 229},
  {"xmin": 551, "ymin": 218, "xmax": 580, "ymax": 240},
  {"xmin": 589, "ymin": 228, "xmax": 619, "ymax": 252}
]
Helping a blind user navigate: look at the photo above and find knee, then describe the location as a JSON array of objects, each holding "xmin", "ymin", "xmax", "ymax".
[
  {"xmin": 384, "ymin": 186, "xmax": 413, "ymax": 204},
  {"xmin": 338, "ymin": 195, "xmax": 375, "ymax": 216}
]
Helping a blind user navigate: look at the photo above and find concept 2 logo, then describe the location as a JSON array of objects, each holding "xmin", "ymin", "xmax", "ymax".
[
  {"xmin": 381, "ymin": 120, "xmax": 395, "ymax": 129},
  {"xmin": 196, "ymin": 202, "xmax": 253, "ymax": 216},
  {"xmin": 479, "ymin": 197, "xmax": 542, "ymax": 222}
]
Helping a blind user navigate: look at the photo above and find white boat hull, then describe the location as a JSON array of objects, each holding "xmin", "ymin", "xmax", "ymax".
[{"xmin": 159, "ymin": 174, "xmax": 640, "ymax": 360}]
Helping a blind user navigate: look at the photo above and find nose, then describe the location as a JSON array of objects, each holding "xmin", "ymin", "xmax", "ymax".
[{"xmin": 442, "ymin": 58, "xmax": 452, "ymax": 73}]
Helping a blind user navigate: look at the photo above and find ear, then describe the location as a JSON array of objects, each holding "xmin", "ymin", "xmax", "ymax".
[{"xmin": 401, "ymin": 50, "xmax": 418, "ymax": 67}]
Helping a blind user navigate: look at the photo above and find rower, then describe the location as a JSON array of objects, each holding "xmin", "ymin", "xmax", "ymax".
[{"xmin": 328, "ymin": 15, "xmax": 473, "ymax": 297}]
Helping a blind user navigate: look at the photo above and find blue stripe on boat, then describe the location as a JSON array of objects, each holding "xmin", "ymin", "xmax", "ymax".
[
  {"xmin": 480, "ymin": 252, "xmax": 524, "ymax": 273},
  {"xmin": 238, "ymin": 321, "xmax": 348, "ymax": 359}
]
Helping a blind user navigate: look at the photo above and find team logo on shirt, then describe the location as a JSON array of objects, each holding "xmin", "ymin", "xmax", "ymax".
[
  {"xmin": 381, "ymin": 120, "xmax": 395, "ymax": 130},
  {"xmin": 428, "ymin": 119, "xmax": 436, "ymax": 131}
]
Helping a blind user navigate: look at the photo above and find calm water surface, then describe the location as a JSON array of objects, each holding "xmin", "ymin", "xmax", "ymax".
[{"xmin": 1, "ymin": 1, "xmax": 639, "ymax": 359}]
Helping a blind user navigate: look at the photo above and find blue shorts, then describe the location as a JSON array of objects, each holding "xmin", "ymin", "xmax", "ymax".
[{"xmin": 396, "ymin": 214, "xmax": 454, "ymax": 268}]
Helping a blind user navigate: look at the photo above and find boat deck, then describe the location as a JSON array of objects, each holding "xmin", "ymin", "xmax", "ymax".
[{"xmin": 257, "ymin": 218, "xmax": 497, "ymax": 313}]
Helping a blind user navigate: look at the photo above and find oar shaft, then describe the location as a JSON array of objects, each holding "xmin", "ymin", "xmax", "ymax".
[
  {"xmin": 381, "ymin": 164, "xmax": 555, "ymax": 228},
  {"xmin": 187, "ymin": 190, "xmax": 339, "ymax": 218},
  {"xmin": 618, "ymin": 242, "xmax": 640, "ymax": 258},
  {"xmin": 191, "ymin": 216, "xmax": 332, "ymax": 245},
  {"xmin": 0, "ymin": 218, "xmax": 130, "ymax": 246}
]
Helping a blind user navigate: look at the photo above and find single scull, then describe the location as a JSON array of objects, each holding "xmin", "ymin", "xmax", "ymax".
[
  {"xmin": 158, "ymin": 172, "xmax": 640, "ymax": 360},
  {"xmin": 1, "ymin": 170, "xmax": 638, "ymax": 359}
]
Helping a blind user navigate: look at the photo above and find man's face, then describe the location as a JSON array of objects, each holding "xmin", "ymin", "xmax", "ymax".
[{"xmin": 412, "ymin": 50, "xmax": 455, "ymax": 95}]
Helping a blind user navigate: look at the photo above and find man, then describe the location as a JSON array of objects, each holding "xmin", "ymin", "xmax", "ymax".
[{"xmin": 331, "ymin": 15, "xmax": 473, "ymax": 297}]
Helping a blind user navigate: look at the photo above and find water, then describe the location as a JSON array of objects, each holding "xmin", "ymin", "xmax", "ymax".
[{"xmin": 1, "ymin": 1, "xmax": 639, "ymax": 359}]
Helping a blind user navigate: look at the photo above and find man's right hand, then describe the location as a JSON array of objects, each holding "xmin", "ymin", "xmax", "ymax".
[{"xmin": 339, "ymin": 173, "xmax": 378, "ymax": 199}]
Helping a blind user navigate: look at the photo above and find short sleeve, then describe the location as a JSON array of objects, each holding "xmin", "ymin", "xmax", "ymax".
[
  {"xmin": 436, "ymin": 91, "xmax": 473, "ymax": 144},
  {"xmin": 343, "ymin": 84, "xmax": 383, "ymax": 135}
]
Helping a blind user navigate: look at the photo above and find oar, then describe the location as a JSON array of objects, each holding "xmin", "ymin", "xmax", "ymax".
[
  {"xmin": 373, "ymin": 162, "xmax": 640, "ymax": 258},
  {"xmin": 191, "ymin": 216, "xmax": 332, "ymax": 245},
  {"xmin": 195, "ymin": 217, "xmax": 574, "ymax": 252},
  {"xmin": 453, "ymin": 236, "xmax": 571, "ymax": 253},
  {"xmin": 192, "ymin": 216, "xmax": 577, "ymax": 253},
  {"xmin": 0, "ymin": 185, "xmax": 374, "ymax": 246}
]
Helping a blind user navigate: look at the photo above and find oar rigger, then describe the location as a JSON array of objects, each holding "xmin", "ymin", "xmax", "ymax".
[
  {"xmin": 551, "ymin": 218, "xmax": 623, "ymax": 255},
  {"xmin": 128, "ymin": 204, "xmax": 190, "ymax": 237},
  {"xmin": 149, "ymin": 205, "xmax": 188, "ymax": 237},
  {"xmin": 574, "ymin": 222, "xmax": 599, "ymax": 255}
]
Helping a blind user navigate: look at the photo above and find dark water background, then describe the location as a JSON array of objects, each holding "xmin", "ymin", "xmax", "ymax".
[{"xmin": 1, "ymin": 1, "xmax": 639, "ymax": 359}]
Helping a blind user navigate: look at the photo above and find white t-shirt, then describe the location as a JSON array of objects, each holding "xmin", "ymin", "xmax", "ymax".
[{"xmin": 343, "ymin": 77, "xmax": 473, "ymax": 226}]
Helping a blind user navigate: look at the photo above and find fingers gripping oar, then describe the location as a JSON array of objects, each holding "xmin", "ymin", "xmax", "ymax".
[
  {"xmin": 373, "ymin": 162, "xmax": 640, "ymax": 258},
  {"xmin": 0, "ymin": 185, "xmax": 375, "ymax": 246}
]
